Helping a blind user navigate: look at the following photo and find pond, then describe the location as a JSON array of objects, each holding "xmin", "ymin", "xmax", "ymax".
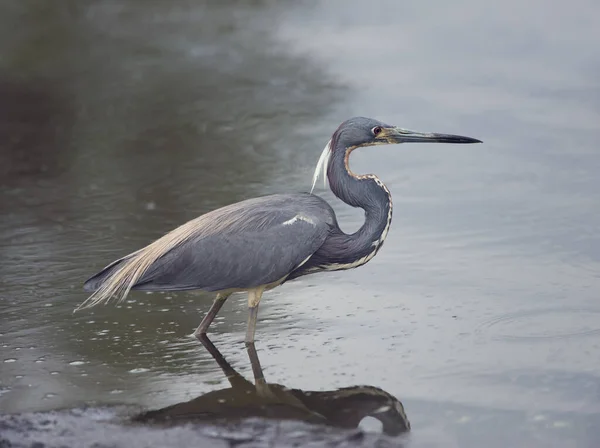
[{"xmin": 1, "ymin": 1, "xmax": 599, "ymax": 447}]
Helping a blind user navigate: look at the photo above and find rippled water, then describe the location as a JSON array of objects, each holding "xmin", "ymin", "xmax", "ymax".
[{"xmin": 1, "ymin": 1, "xmax": 599, "ymax": 447}]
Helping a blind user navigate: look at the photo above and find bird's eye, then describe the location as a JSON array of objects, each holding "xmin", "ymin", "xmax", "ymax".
[{"xmin": 372, "ymin": 126, "xmax": 383, "ymax": 136}]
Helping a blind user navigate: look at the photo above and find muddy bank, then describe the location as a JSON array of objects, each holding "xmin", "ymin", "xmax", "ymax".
[{"xmin": 0, "ymin": 407, "xmax": 408, "ymax": 448}]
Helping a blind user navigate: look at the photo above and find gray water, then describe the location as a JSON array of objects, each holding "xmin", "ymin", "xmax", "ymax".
[{"xmin": 1, "ymin": 1, "xmax": 600, "ymax": 447}]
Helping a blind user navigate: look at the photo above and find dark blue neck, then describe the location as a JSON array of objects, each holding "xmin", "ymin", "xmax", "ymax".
[
  {"xmin": 288, "ymin": 139, "xmax": 393, "ymax": 278},
  {"xmin": 326, "ymin": 143, "xmax": 392, "ymax": 262}
]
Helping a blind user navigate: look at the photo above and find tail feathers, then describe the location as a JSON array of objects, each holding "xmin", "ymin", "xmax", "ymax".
[
  {"xmin": 83, "ymin": 258, "xmax": 124, "ymax": 292},
  {"xmin": 75, "ymin": 252, "xmax": 142, "ymax": 312}
]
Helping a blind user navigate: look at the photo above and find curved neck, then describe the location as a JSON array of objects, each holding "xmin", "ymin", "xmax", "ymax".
[
  {"xmin": 289, "ymin": 138, "xmax": 393, "ymax": 279},
  {"xmin": 325, "ymin": 138, "xmax": 393, "ymax": 263}
]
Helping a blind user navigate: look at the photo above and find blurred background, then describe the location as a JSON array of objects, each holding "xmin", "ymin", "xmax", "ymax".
[{"xmin": 1, "ymin": 1, "xmax": 599, "ymax": 447}]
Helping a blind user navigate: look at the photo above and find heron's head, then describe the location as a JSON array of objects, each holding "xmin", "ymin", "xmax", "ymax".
[
  {"xmin": 311, "ymin": 116, "xmax": 481, "ymax": 192},
  {"xmin": 334, "ymin": 116, "xmax": 482, "ymax": 149}
]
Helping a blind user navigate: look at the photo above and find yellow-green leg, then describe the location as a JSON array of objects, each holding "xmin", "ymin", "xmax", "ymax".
[{"xmin": 245, "ymin": 287, "xmax": 265, "ymax": 344}]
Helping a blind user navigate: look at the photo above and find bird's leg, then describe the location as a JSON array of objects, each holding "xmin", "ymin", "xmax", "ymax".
[
  {"xmin": 246, "ymin": 341, "xmax": 265, "ymax": 384},
  {"xmin": 194, "ymin": 292, "xmax": 231, "ymax": 338},
  {"xmin": 245, "ymin": 287, "xmax": 265, "ymax": 344}
]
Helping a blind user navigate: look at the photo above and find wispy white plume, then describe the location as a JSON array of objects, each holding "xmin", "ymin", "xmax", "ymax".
[{"xmin": 310, "ymin": 139, "xmax": 331, "ymax": 193}]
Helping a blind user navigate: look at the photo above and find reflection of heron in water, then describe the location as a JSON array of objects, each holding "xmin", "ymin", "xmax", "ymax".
[
  {"xmin": 78, "ymin": 117, "xmax": 481, "ymax": 342},
  {"xmin": 133, "ymin": 336, "xmax": 410, "ymax": 437}
]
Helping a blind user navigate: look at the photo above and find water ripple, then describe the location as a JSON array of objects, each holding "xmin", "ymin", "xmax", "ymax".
[{"xmin": 475, "ymin": 307, "xmax": 600, "ymax": 341}]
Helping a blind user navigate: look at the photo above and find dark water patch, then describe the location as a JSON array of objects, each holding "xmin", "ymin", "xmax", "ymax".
[{"xmin": 0, "ymin": 0, "xmax": 341, "ymax": 414}]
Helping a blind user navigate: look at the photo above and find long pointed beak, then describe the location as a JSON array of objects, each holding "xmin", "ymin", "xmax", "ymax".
[{"xmin": 386, "ymin": 127, "xmax": 482, "ymax": 144}]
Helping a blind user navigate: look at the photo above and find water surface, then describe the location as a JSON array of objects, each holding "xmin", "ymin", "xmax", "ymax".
[{"xmin": 1, "ymin": 1, "xmax": 599, "ymax": 447}]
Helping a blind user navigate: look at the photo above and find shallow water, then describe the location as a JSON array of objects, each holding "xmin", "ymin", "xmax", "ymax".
[{"xmin": 1, "ymin": 1, "xmax": 600, "ymax": 447}]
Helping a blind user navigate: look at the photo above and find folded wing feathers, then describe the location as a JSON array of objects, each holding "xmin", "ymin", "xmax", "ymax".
[{"xmin": 75, "ymin": 198, "xmax": 308, "ymax": 311}]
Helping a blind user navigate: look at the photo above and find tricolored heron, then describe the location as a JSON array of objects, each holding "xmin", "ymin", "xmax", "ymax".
[{"xmin": 77, "ymin": 117, "xmax": 481, "ymax": 343}]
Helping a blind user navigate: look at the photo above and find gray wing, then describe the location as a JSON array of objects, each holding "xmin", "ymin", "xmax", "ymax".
[{"xmin": 84, "ymin": 194, "xmax": 335, "ymax": 293}]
